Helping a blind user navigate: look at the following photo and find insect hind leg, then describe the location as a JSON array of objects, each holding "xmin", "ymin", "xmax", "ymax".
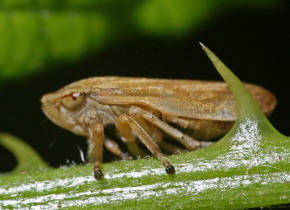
[
  {"xmin": 117, "ymin": 114, "xmax": 175, "ymax": 175},
  {"xmin": 128, "ymin": 106, "xmax": 202, "ymax": 150},
  {"xmin": 129, "ymin": 111, "xmax": 186, "ymax": 154},
  {"xmin": 117, "ymin": 115, "xmax": 148, "ymax": 158}
]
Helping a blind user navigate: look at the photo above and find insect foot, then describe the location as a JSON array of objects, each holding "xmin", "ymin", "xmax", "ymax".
[
  {"xmin": 93, "ymin": 166, "xmax": 104, "ymax": 180},
  {"xmin": 165, "ymin": 165, "xmax": 175, "ymax": 175}
]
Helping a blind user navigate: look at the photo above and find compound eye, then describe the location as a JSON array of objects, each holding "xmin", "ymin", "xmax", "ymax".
[{"xmin": 61, "ymin": 92, "xmax": 85, "ymax": 110}]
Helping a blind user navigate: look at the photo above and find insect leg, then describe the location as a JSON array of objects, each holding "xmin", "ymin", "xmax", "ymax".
[
  {"xmin": 129, "ymin": 106, "xmax": 201, "ymax": 150},
  {"xmin": 118, "ymin": 114, "xmax": 175, "ymax": 175},
  {"xmin": 88, "ymin": 123, "xmax": 104, "ymax": 180},
  {"xmin": 117, "ymin": 115, "xmax": 148, "ymax": 158},
  {"xmin": 131, "ymin": 113, "xmax": 163, "ymax": 144},
  {"xmin": 104, "ymin": 137, "xmax": 132, "ymax": 160},
  {"xmin": 159, "ymin": 141, "xmax": 187, "ymax": 154},
  {"xmin": 130, "ymin": 113, "xmax": 186, "ymax": 154}
]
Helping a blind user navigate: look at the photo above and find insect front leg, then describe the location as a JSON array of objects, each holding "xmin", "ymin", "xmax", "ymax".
[
  {"xmin": 88, "ymin": 123, "xmax": 104, "ymax": 180},
  {"xmin": 128, "ymin": 106, "xmax": 201, "ymax": 150},
  {"xmin": 117, "ymin": 114, "xmax": 175, "ymax": 175}
]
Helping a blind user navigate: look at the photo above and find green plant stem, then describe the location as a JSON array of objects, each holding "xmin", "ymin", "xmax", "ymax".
[{"xmin": 0, "ymin": 45, "xmax": 289, "ymax": 209}]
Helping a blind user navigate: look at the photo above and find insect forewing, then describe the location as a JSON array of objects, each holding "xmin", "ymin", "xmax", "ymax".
[{"xmin": 61, "ymin": 77, "xmax": 276, "ymax": 121}]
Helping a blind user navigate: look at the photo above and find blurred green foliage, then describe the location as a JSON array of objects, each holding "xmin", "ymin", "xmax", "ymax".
[{"xmin": 0, "ymin": 0, "xmax": 277, "ymax": 85}]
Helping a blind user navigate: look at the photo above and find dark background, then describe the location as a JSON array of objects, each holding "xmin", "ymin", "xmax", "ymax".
[{"xmin": 0, "ymin": 2, "xmax": 289, "ymax": 172}]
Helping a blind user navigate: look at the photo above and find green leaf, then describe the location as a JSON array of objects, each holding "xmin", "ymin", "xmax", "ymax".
[
  {"xmin": 0, "ymin": 133, "xmax": 48, "ymax": 173},
  {"xmin": 0, "ymin": 45, "xmax": 289, "ymax": 209}
]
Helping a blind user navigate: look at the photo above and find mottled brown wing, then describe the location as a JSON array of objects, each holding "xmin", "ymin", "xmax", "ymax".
[{"xmin": 60, "ymin": 77, "xmax": 277, "ymax": 121}]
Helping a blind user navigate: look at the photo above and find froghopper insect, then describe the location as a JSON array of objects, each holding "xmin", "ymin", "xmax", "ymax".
[{"xmin": 41, "ymin": 77, "xmax": 276, "ymax": 180}]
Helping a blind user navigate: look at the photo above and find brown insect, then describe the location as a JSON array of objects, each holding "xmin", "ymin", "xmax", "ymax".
[{"xmin": 41, "ymin": 77, "xmax": 276, "ymax": 180}]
